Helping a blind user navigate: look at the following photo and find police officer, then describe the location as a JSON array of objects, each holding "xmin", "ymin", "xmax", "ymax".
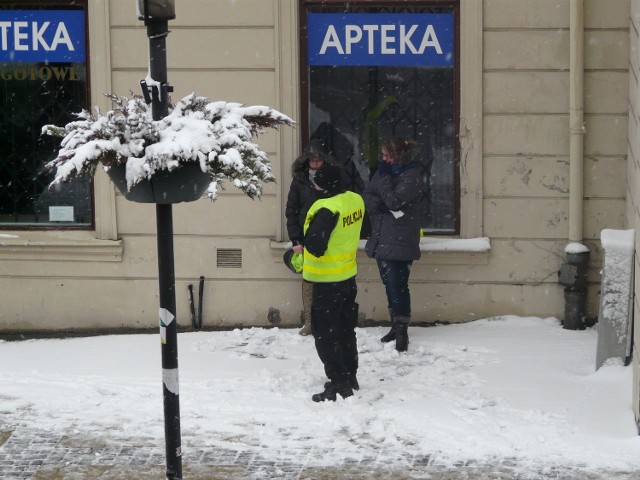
[
  {"xmin": 285, "ymin": 142, "xmax": 333, "ymax": 336},
  {"xmin": 303, "ymin": 162, "xmax": 365, "ymax": 402}
]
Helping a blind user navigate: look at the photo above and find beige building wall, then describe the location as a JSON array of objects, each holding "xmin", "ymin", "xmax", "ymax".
[
  {"xmin": 629, "ymin": 0, "xmax": 640, "ymax": 431},
  {"xmin": 0, "ymin": 0, "xmax": 630, "ymax": 333},
  {"xmin": 483, "ymin": 0, "xmax": 628, "ymax": 320}
]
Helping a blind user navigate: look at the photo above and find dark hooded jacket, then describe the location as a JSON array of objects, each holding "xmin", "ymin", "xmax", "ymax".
[
  {"xmin": 363, "ymin": 150, "xmax": 428, "ymax": 261},
  {"xmin": 285, "ymin": 144, "xmax": 336, "ymax": 246}
]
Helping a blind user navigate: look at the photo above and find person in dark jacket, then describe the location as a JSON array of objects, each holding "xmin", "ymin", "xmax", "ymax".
[
  {"xmin": 303, "ymin": 162, "xmax": 364, "ymax": 402},
  {"xmin": 363, "ymin": 137, "xmax": 427, "ymax": 352},
  {"xmin": 285, "ymin": 143, "xmax": 334, "ymax": 335}
]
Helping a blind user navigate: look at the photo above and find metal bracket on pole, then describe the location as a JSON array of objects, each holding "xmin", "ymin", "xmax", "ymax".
[{"xmin": 140, "ymin": 80, "xmax": 152, "ymax": 104}]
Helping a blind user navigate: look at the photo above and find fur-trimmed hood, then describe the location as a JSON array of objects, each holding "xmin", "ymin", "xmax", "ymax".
[{"xmin": 291, "ymin": 142, "xmax": 338, "ymax": 180}]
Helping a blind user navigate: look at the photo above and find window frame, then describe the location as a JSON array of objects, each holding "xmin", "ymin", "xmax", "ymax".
[
  {"xmin": 299, "ymin": 0, "xmax": 462, "ymax": 235},
  {"xmin": 0, "ymin": 0, "xmax": 93, "ymax": 231},
  {"xmin": 0, "ymin": 0, "xmax": 120, "ymax": 264}
]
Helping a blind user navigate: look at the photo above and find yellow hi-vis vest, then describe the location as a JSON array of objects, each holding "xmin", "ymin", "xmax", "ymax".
[{"xmin": 303, "ymin": 191, "xmax": 364, "ymax": 282}]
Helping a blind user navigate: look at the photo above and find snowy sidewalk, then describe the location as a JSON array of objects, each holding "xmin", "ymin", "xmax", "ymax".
[
  {"xmin": 2, "ymin": 317, "xmax": 640, "ymax": 479},
  {"xmin": 1, "ymin": 423, "xmax": 636, "ymax": 479}
]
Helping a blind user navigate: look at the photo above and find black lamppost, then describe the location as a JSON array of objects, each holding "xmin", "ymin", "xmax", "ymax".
[{"xmin": 136, "ymin": 1, "xmax": 182, "ymax": 479}]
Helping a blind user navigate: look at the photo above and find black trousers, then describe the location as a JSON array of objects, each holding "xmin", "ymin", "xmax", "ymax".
[
  {"xmin": 376, "ymin": 259, "xmax": 413, "ymax": 316},
  {"xmin": 311, "ymin": 277, "xmax": 359, "ymax": 384}
]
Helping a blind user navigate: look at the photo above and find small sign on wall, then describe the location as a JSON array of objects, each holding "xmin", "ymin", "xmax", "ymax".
[{"xmin": 49, "ymin": 206, "xmax": 74, "ymax": 222}]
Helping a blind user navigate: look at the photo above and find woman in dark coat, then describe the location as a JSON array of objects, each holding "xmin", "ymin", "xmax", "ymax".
[
  {"xmin": 363, "ymin": 137, "xmax": 427, "ymax": 351},
  {"xmin": 285, "ymin": 142, "xmax": 335, "ymax": 335}
]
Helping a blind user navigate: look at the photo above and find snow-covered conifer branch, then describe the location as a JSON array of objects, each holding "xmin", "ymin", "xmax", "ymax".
[{"xmin": 43, "ymin": 92, "xmax": 295, "ymax": 200}]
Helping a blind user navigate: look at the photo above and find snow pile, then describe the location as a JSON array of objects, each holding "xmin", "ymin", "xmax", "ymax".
[
  {"xmin": 419, "ymin": 236, "xmax": 490, "ymax": 252},
  {"xmin": 600, "ymin": 229, "xmax": 635, "ymax": 345},
  {"xmin": 1, "ymin": 316, "xmax": 639, "ymax": 473},
  {"xmin": 43, "ymin": 93, "xmax": 294, "ymax": 199},
  {"xmin": 565, "ymin": 242, "xmax": 590, "ymax": 254}
]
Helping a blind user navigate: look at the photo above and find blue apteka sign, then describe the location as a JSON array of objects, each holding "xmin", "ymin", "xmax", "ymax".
[
  {"xmin": 0, "ymin": 10, "xmax": 85, "ymax": 63},
  {"xmin": 308, "ymin": 13, "xmax": 453, "ymax": 67}
]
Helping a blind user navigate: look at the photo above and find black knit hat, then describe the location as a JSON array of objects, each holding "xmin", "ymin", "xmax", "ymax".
[{"xmin": 313, "ymin": 163, "xmax": 342, "ymax": 194}]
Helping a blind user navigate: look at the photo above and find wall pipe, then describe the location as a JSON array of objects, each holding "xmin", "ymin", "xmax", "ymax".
[
  {"xmin": 569, "ymin": 0, "xmax": 585, "ymax": 241},
  {"xmin": 560, "ymin": 0, "xmax": 591, "ymax": 330}
]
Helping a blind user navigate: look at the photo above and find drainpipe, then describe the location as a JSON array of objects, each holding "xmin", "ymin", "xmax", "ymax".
[
  {"xmin": 569, "ymin": 0, "xmax": 584, "ymax": 242},
  {"xmin": 560, "ymin": 0, "xmax": 590, "ymax": 330}
]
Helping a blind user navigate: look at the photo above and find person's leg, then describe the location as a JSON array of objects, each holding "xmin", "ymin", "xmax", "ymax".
[
  {"xmin": 311, "ymin": 281, "xmax": 354, "ymax": 401},
  {"xmin": 339, "ymin": 277, "xmax": 359, "ymax": 388},
  {"xmin": 376, "ymin": 259, "xmax": 392, "ymax": 310},
  {"xmin": 311, "ymin": 282, "xmax": 349, "ymax": 384},
  {"xmin": 380, "ymin": 260, "xmax": 412, "ymax": 316},
  {"xmin": 389, "ymin": 261, "xmax": 412, "ymax": 351},
  {"xmin": 299, "ymin": 280, "xmax": 313, "ymax": 336},
  {"xmin": 376, "ymin": 260, "xmax": 396, "ymax": 342}
]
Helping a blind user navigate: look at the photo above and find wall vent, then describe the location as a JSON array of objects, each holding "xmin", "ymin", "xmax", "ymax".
[{"xmin": 217, "ymin": 248, "xmax": 242, "ymax": 269}]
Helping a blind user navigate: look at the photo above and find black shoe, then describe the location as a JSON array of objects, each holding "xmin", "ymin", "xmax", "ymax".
[
  {"xmin": 324, "ymin": 374, "xmax": 359, "ymax": 391},
  {"xmin": 380, "ymin": 325, "xmax": 396, "ymax": 343},
  {"xmin": 312, "ymin": 381, "xmax": 353, "ymax": 402},
  {"xmin": 349, "ymin": 374, "xmax": 360, "ymax": 391}
]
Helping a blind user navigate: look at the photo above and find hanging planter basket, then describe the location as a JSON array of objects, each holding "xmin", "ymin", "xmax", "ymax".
[
  {"xmin": 106, "ymin": 163, "xmax": 211, "ymax": 204},
  {"xmin": 43, "ymin": 92, "xmax": 295, "ymax": 203}
]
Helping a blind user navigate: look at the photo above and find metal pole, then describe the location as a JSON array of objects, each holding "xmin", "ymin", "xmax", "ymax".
[
  {"xmin": 147, "ymin": 19, "xmax": 183, "ymax": 480},
  {"xmin": 157, "ymin": 202, "xmax": 182, "ymax": 479}
]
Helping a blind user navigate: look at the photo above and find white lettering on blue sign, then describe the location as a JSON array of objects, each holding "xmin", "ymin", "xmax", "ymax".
[
  {"xmin": 308, "ymin": 13, "xmax": 453, "ymax": 67},
  {"xmin": 0, "ymin": 21, "xmax": 74, "ymax": 52},
  {"xmin": 319, "ymin": 24, "xmax": 442, "ymax": 56},
  {"xmin": 0, "ymin": 10, "xmax": 85, "ymax": 63}
]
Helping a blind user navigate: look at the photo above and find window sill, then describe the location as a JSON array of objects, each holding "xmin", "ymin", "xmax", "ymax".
[
  {"xmin": 0, "ymin": 231, "xmax": 123, "ymax": 262},
  {"xmin": 270, "ymin": 237, "xmax": 491, "ymax": 266}
]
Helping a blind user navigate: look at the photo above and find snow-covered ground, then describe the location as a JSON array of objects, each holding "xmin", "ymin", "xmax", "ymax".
[{"xmin": 1, "ymin": 316, "xmax": 639, "ymax": 474}]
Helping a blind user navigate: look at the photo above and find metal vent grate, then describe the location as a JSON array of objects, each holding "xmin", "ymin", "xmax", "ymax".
[{"xmin": 216, "ymin": 248, "xmax": 242, "ymax": 268}]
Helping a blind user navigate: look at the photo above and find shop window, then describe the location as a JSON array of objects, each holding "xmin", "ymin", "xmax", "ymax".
[
  {"xmin": 0, "ymin": 1, "xmax": 91, "ymax": 228},
  {"xmin": 301, "ymin": 1, "xmax": 459, "ymax": 235}
]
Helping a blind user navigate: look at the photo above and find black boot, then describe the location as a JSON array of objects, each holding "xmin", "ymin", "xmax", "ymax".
[
  {"xmin": 380, "ymin": 323, "xmax": 396, "ymax": 343},
  {"xmin": 380, "ymin": 309, "xmax": 396, "ymax": 343},
  {"xmin": 324, "ymin": 373, "xmax": 359, "ymax": 391},
  {"xmin": 395, "ymin": 316, "xmax": 410, "ymax": 352},
  {"xmin": 313, "ymin": 381, "xmax": 353, "ymax": 402},
  {"xmin": 348, "ymin": 373, "xmax": 360, "ymax": 391}
]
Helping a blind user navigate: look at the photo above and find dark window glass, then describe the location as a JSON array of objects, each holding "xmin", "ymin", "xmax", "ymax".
[
  {"xmin": 0, "ymin": 2, "xmax": 91, "ymax": 227},
  {"xmin": 302, "ymin": 2, "xmax": 459, "ymax": 235}
]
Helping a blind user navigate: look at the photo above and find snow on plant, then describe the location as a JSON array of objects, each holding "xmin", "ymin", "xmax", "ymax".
[{"xmin": 43, "ymin": 92, "xmax": 294, "ymax": 199}]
